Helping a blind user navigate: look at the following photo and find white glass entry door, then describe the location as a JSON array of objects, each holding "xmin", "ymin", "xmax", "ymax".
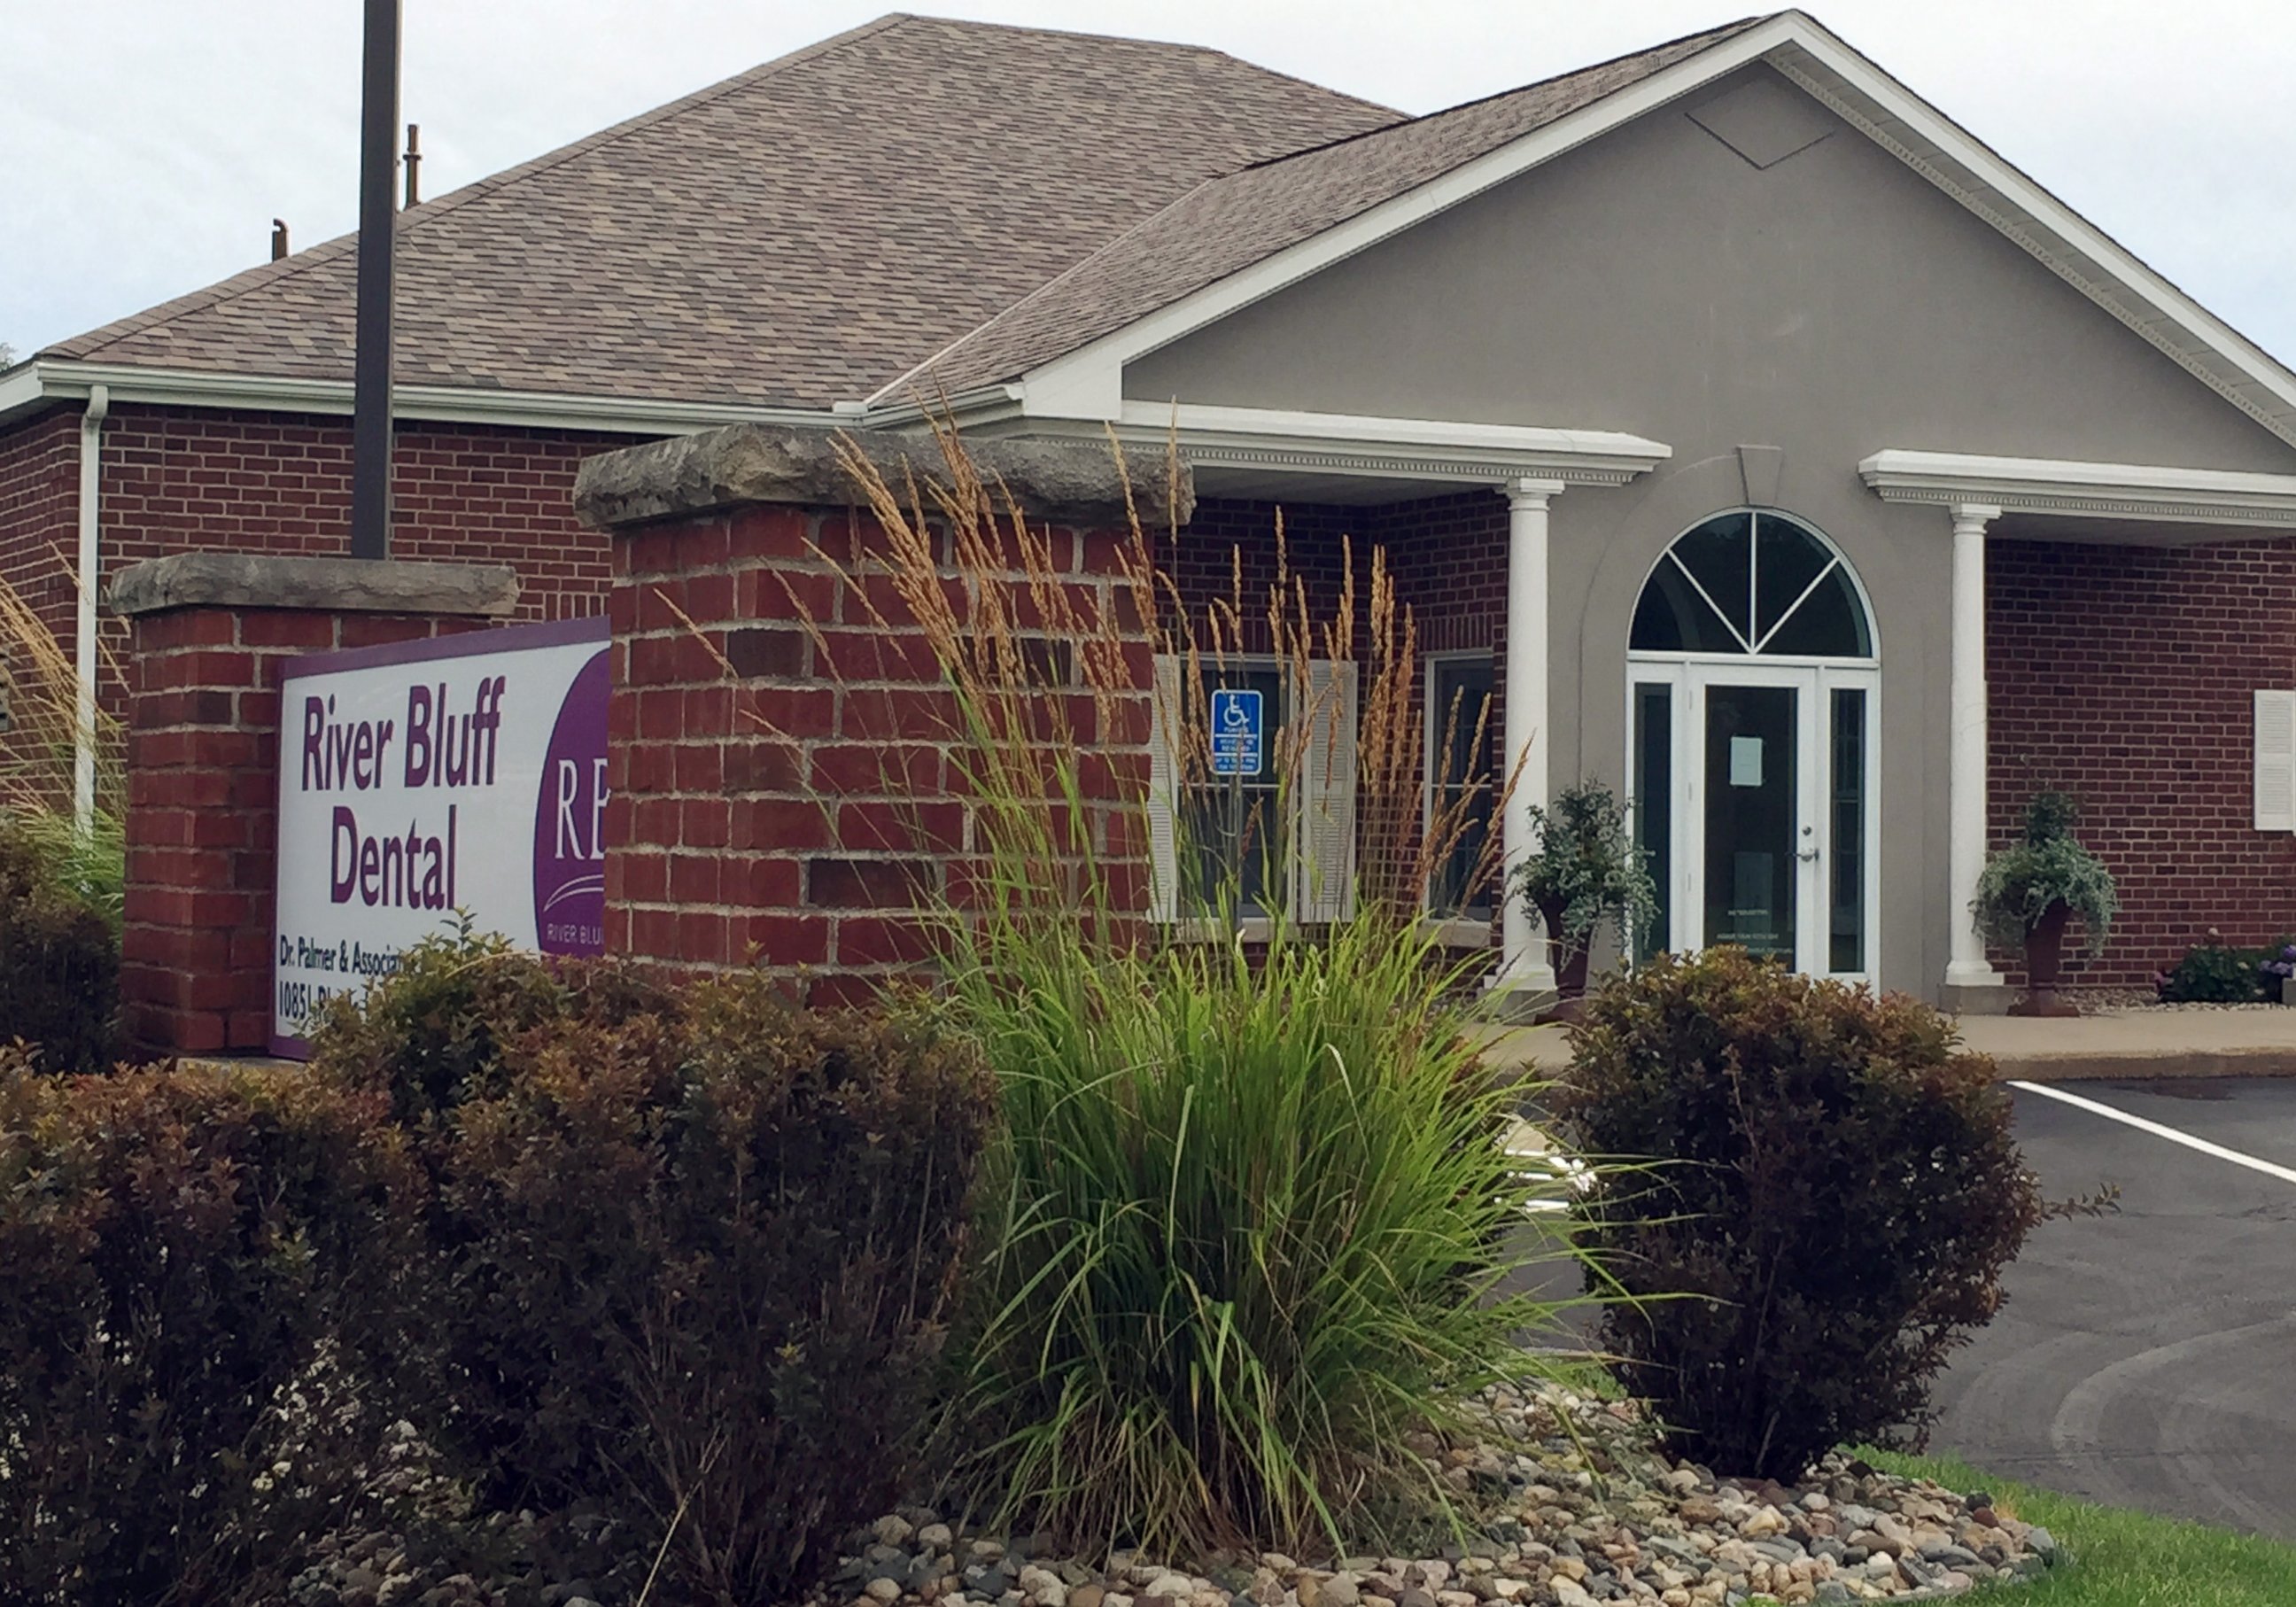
[{"xmin": 1627, "ymin": 661, "xmax": 1877, "ymax": 982}]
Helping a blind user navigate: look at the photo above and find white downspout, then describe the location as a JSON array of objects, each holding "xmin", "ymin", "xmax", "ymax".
[{"xmin": 74, "ymin": 384, "xmax": 109, "ymax": 834}]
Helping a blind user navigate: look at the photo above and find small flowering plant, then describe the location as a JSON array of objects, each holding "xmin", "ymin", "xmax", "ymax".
[{"xmin": 2261, "ymin": 944, "xmax": 2296, "ymax": 982}]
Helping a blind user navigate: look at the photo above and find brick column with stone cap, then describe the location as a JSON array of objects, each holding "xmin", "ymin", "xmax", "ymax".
[
  {"xmin": 573, "ymin": 423, "xmax": 1184, "ymax": 1005},
  {"xmin": 109, "ymin": 553, "xmax": 521, "ymax": 1058}
]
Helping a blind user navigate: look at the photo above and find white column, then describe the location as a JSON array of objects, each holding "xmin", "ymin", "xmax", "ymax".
[
  {"xmin": 1945, "ymin": 501, "xmax": 2005, "ymax": 990},
  {"xmin": 1494, "ymin": 477, "xmax": 1568, "ymax": 995}
]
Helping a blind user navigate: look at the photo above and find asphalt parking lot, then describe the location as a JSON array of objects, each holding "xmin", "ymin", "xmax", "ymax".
[{"xmin": 1929, "ymin": 1077, "xmax": 2296, "ymax": 1540}]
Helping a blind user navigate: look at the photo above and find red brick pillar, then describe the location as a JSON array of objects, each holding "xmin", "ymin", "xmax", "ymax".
[
  {"xmin": 572, "ymin": 424, "xmax": 1178, "ymax": 1005},
  {"xmin": 109, "ymin": 554, "xmax": 519, "ymax": 1058}
]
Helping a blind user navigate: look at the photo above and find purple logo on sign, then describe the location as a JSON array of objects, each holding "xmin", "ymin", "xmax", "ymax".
[{"xmin": 531, "ymin": 648, "xmax": 609, "ymax": 954}]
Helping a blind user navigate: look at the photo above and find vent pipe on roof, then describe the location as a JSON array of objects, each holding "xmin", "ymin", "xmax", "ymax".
[
  {"xmin": 404, "ymin": 124, "xmax": 421, "ymax": 207},
  {"xmin": 271, "ymin": 220, "xmax": 290, "ymax": 260}
]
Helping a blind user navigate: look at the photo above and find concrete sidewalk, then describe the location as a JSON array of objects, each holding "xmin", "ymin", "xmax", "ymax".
[{"xmin": 1476, "ymin": 1006, "xmax": 2296, "ymax": 1082}]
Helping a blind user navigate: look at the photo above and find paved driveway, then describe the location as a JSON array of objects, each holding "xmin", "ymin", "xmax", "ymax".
[{"xmin": 1930, "ymin": 1077, "xmax": 2296, "ymax": 1539}]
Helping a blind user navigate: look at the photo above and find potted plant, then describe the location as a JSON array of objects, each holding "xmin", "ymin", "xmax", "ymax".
[
  {"xmin": 1511, "ymin": 779, "xmax": 1658, "ymax": 1022},
  {"xmin": 2260, "ymin": 943, "xmax": 2296, "ymax": 1004},
  {"xmin": 1973, "ymin": 791, "xmax": 2118, "ymax": 1017}
]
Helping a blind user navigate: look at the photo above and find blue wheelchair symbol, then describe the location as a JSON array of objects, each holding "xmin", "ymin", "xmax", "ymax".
[{"xmin": 1209, "ymin": 687, "xmax": 1263, "ymax": 777}]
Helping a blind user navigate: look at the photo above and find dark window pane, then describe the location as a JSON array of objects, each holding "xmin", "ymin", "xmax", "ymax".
[
  {"xmin": 1764, "ymin": 565, "xmax": 1873, "ymax": 657},
  {"xmin": 1829, "ymin": 687, "xmax": 1866, "ymax": 973},
  {"xmin": 1754, "ymin": 515, "xmax": 1834, "ymax": 647},
  {"xmin": 1633, "ymin": 682, "xmax": 1672, "ymax": 961},
  {"xmin": 1631, "ymin": 555, "xmax": 1743, "ymax": 653},
  {"xmin": 1668, "ymin": 514, "xmax": 1754, "ymax": 646},
  {"xmin": 1428, "ymin": 657, "xmax": 1495, "ymax": 915},
  {"xmin": 1703, "ymin": 683, "xmax": 1796, "ymax": 960}
]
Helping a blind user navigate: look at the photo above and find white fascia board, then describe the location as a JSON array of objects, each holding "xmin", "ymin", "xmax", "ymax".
[
  {"xmin": 1112, "ymin": 400, "xmax": 1670, "ymax": 485},
  {"xmin": 1859, "ymin": 448, "xmax": 2296, "ymax": 526},
  {"xmin": 1015, "ymin": 14, "xmax": 1804, "ymax": 423},
  {"xmin": 1770, "ymin": 24, "xmax": 2296, "ymax": 445},
  {"xmin": 0, "ymin": 361, "xmax": 59, "ymax": 426},
  {"xmin": 8, "ymin": 361, "xmax": 849, "ymax": 438}
]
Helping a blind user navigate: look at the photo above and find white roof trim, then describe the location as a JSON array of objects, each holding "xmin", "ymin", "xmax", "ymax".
[
  {"xmin": 0, "ymin": 360, "xmax": 848, "ymax": 437},
  {"xmin": 1002, "ymin": 11, "xmax": 2296, "ymax": 452},
  {"xmin": 1108, "ymin": 401, "xmax": 1669, "ymax": 486},
  {"xmin": 1859, "ymin": 449, "xmax": 2296, "ymax": 527}
]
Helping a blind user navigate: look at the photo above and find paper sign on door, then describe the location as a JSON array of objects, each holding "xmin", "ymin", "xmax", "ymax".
[{"xmin": 1729, "ymin": 735, "xmax": 1764, "ymax": 788}]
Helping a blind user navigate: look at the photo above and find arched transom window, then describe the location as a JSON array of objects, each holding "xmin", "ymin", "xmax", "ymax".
[{"xmin": 1632, "ymin": 510, "xmax": 1873, "ymax": 659}]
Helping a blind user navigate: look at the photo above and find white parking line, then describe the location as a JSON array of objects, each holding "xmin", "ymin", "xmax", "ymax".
[{"xmin": 2009, "ymin": 1079, "xmax": 2296, "ymax": 1186}]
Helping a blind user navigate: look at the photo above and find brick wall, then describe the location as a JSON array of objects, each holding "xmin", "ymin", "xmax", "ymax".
[
  {"xmin": 120, "ymin": 602, "xmax": 493, "ymax": 1056},
  {"xmin": 605, "ymin": 503, "xmax": 1152, "ymax": 1005},
  {"xmin": 0, "ymin": 402, "xmax": 641, "ymax": 716},
  {"xmin": 1989, "ymin": 535, "xmax": 2296, "ymax": 989},
  {"xmin": 0, "ymin": 408, "xmax": 81, "ymax": 661}
]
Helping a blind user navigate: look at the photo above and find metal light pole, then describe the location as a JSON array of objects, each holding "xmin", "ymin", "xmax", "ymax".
[{"xmin": 349, "ymin": 0, "xmax": 401, "ymax": 561}]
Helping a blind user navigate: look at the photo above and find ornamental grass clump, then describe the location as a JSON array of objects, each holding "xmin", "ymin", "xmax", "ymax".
[
  {"xmin": 0, "ymin": 572, "xmax": 124, "ymax": 1067},
  {"xmin": 793, "ymin": 423, "xmax": 1603, "ymax": 1558},
  {"xmin": 1555, "ymin": 948, "xmax": 2044, "ymax": 1483}
]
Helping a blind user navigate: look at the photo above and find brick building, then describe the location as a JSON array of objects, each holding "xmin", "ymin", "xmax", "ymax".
[{"xmin": 17, "ymin": 11, "xmax": 2296, "ymax": 1012}]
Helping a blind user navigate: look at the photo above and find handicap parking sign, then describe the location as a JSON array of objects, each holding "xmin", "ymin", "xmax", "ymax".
[{"xmin": 1209, "ymin": 687, "xmax": 1263, "ymax": 776}]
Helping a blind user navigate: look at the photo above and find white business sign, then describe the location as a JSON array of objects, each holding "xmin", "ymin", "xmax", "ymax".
[{"xmin": 272, "ymin": 617, "xmax": 610, "ymax": 1054}]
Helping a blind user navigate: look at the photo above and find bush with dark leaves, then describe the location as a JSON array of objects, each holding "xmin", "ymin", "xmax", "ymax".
[
  {"xmin": 0, "ymin": 1049, "xmax": 414, "ymax": 1603},
  {"xmin": 312, "ymin": 934, "xmax": 998, "ymax": 1605},
  {"xmin": 1553, "ymin": 947, "xmax": 2043, "ymax": 1482}
]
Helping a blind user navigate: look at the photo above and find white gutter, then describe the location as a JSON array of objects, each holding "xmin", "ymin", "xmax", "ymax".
[
  {"xmin": 74, "ymin": 384, "xmax": 109, "ymax": 834},
  {"xmin": 4, "ymin": 359, "xmax": 857, "ymax": 438}
]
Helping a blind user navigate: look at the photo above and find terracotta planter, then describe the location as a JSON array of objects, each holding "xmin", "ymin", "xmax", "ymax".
[
  {"xmin": 1536, "ymin": 896, "xmax": 1593, "ymax": 1025},
  {"xmin": 2010, "ymin": 901, "xmax": 2081, "ymax": 1018}
]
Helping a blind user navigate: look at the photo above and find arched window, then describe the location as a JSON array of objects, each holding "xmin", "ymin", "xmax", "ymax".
[{"xmin": 1631, "ymin": 510, "xmax": 1873, "ymax": 659}]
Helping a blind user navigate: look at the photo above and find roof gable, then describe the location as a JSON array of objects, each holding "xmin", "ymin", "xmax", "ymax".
[
  {"xmin": 42, "ymin": 14, "xmax": 1396, "ymax": 411},
  {"xmin": 877, "ymin": 17, "xmax": 1768, "ymax": 403},
  {"xmin": 906, "ymin": 12, "xmax": 2296, "ymax": 455}
]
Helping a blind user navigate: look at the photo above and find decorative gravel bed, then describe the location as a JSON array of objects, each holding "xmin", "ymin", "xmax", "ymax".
[
  {"xmin": 815, "ymin": 1384, "xmax": 2061, "ymax": 1607},
  {"xmin": 2073, "ymin": 989, "xmax": 2284, "ymax": 1013}
]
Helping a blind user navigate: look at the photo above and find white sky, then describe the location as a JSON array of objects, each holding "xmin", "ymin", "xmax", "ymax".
[{"xmin": 6, "ymin": 1, "xmax": 2292, "ymax": 368}]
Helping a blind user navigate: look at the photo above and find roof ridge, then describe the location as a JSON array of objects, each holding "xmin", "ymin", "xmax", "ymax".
[
  {"xmin": 49, "ymin": 12, "xmax": 920, "ymax": 361},
  {"xmin": 1235, "ymin": 14, "xmax": 1773, "ymax": 174}
]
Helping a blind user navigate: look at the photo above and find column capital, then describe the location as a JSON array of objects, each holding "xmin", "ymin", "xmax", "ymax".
[
  {"xmin": 1949, "ymin": 501, "xmax": 2003, "ymax": 538},
  {"xmin": 1506, "ymin": 476, "xmax": 1570, "ymax": 511}
]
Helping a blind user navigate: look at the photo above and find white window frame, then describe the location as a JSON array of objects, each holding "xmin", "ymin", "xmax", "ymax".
[
  {"xmin": 1422, "ymin": 649, "xmax": 1498, "ymax": 938},
  {"xmin": 1624, "ymin": 508, "xmax": 1882, "ymax": 982}
]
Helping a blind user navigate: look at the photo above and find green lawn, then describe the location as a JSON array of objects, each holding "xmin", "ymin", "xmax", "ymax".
[{"xmin": 1860, "ymin": 1448, "xmax": 2296, "ymax": 1606}]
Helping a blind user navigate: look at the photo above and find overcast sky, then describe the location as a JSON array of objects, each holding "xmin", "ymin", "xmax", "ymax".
[{"xmin": 6, "ymin": 0, "xmax": 2292, "ymax": 368}]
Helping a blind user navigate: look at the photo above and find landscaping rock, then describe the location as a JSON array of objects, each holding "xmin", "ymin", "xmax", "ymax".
[{"xmin": 802, "ymin": 1382, "xmax": 2053, "ymax": 1607}]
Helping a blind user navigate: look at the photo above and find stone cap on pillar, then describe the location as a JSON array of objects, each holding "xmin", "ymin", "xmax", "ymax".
[
  {"xmin": 107, "ymin": 553, "xmax": 521, "ymax": 618},
  {"xmin": 570, "ymin": 422, "xmax": 1195, "ymax": 532}
]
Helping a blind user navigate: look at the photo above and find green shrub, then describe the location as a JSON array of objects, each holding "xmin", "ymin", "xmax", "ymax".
[
  {"xmin": 1973, "ymin": 790, "xmax": 2117, "ymax": 955},
  {"xmin": 0, "ymin": 821, "xmax": 118, "ymax": 1073},
  {"xmin": 942, "ymin": 911, "xmax": 1558, "ymax": 1557},
  {"xmin": 2158, "ymin": 932, "xmax": 2284, "ymax": 1003},
  {"xmin": 311, "ymin": 936, "xmax": 997, "ymax": 1605},
  {"xmin": 810, "ymin": 425, "xmax": 1592, "ymax": 1559},
  {"xmin": 1553, "ymin": 948, "xmax": 2044, "ymax": 1483},
  {"xmin": 0, "ymin": 1050, "xmax": 413, "ymax": 1603}
]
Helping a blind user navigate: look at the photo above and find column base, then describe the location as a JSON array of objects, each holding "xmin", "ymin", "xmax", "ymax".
[
  {"xmin": 1485, "ymin": 954, "xmax": 1560, "ymax": 1025},
  {"xmin": 1943, "ymin": 959, "xmax": 2008, "ymax": 989}
]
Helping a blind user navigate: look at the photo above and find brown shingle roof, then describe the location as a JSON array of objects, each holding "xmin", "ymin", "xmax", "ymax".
[
  {"xmin": 891, "ymin": 18, "xmax": 1770, "ymax": 400},
  {"xmin": 45, "ymin": 14, "xmax": 1396, "ymax": 410}
]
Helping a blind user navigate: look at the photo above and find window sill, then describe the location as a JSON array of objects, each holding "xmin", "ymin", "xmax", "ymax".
[{"xmin": 1157, "ymin": 914, "xmax": 1495, "ymax": 948}]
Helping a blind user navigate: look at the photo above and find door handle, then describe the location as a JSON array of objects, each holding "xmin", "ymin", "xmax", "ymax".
[{"xmin": 1796, "ymin": 849, "xmax": 1819, "ymax": 862}]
